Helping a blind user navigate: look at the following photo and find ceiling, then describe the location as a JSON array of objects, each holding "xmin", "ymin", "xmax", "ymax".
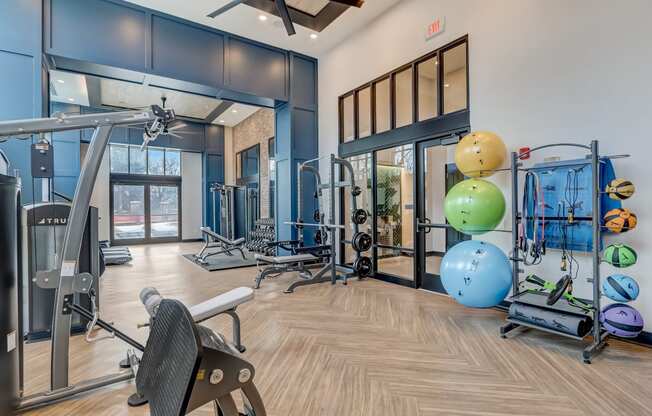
[
  {"xmin": 124, "ymin": 0, "xmax": 401, "ymax": 56},
  {"xmin": 50, "ymin": 70, "xmax": 263, "ymax": 127},
  {"xmin": 286, "ymin": 0, "xmax": 331, "ymax": 16},
  {"xmin": 215, "ymin": 103, "xmax": 262, "ymax": 126}
]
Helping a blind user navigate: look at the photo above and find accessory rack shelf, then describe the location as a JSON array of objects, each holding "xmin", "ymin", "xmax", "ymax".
[{"xmin": 499, "ymin": 140, "xmax": 609, "ymax": 364}]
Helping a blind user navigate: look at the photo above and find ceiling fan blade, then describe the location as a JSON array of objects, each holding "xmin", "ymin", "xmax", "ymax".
[
  {"xmin": 329, "ymin": 0, "xmax": 364, "ymax": 7},
  {"xmin": 167, "ymin": 122, "xmax": 188, "ymax": 131},
  {"xmin": 168, "ymin": 130, "xmax": 202, "ymax": 136},
  {"xmin": 167, "ymin": 132, "xmax": 184, "ymax": 139},
  {"xmin": 207, "ymin": 0, "xmax": 243, "ymax": 18},
  {"xmin": 275, "ymin": 0, "xmax": 296, "ymax": 36}
]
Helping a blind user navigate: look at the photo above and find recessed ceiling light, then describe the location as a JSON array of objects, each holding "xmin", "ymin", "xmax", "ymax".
[
  {"xmin": 310, "ymin": 33, "xmax": 318, "ymax": 40},
  {"xmin": 67, "ymin": 98, "xmax": 75, "ymax": 102},
  {"xmin": 258, "ymin": 14, "xmax": 267, "ymax": 21},
  {"xmin": 219, "ymin": 120, "xmax": 225, "ymax": 123},
  {"xmin": 231, "ymin": 109, "xmax": 238, "ymax": 113},
  {"xmin": 57, "ymin": 79, "xmax": 65, "ymax": 84},
  {"xmin": 444, "ymin": 83, "xmax": 450, "ymax": 88}
]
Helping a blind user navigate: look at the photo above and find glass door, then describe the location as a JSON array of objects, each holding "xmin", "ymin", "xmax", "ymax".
[
  {"xmin": 112, "ymin": 184, "xmax": 146, "ymax": 242},
  {"xmin": 111, "ymin": 182, "xmax": 180, "ymax": 244},
  {"xmin": 374, "ymin": 144, "xmax": 415, "ymax": 284},
  {"xmin": 150, "ymin": 185, "xmax": 180, "ymax": 239},
  {"xmin": 416, "ymin": 138, "xmax": 469, "ymax": 292}
]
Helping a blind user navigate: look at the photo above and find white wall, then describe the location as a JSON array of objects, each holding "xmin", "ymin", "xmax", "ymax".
[
  {"xmin": 181, "ymin": 152, "xmax": 202, "ymax": 240},
  {"xmin": 319, "ymin": 0, "xmax": 652, "ymax": 329}
]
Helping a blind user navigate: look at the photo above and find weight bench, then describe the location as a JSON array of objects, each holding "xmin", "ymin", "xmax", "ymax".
[
  {"xmin": 253, "ymin": 240, "xmax": 331, "ymax": 291},
  {"xmin": 139, "ymin": 286, "xmax": 254, "ymax": 353},
  {"xmin": 131, "ymin": 294, "xmax": 266, "ymax": 415},
  {"xmin": 194, "ymin": 226, "xmax": 246, "ymax": 264}
]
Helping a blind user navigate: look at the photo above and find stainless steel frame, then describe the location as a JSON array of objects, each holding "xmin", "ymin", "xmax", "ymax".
[{"xmin": 0, "ymin": 106, "xmax": 174, "ymax": 409}]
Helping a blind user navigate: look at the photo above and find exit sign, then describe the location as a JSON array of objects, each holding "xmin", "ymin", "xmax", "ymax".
[{"xmin": 426, "ymin": 17, "xmax": 445, "ymax": 40}]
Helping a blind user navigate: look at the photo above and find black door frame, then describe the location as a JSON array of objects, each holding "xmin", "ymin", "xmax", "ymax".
[
  {"xmin": 416, "ymin": 137, "xmax": 446, "ymax": 292},
  {"xmin": 110, "ymin": 174, "xmax": 182, "ymax": 245}
]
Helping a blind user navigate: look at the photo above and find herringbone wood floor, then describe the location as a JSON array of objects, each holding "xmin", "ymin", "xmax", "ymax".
[{"xmin": 23, "ymin": 242, "xmax": 652, "ymax": 415}]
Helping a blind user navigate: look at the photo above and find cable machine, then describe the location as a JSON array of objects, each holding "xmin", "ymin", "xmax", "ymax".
[{"xmin": 0, "ymin": 105, "xmax": 175, "ymax": 409}]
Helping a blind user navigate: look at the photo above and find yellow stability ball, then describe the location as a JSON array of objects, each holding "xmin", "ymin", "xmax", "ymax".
[{"xmin": 455, "ymin": 131, "xmax": 507, "ymax": 177}]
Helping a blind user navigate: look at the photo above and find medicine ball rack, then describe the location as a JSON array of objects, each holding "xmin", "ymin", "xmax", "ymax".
[{"xmin": 500, "ymin": 140, "xmax": 619, "ymax": 364}]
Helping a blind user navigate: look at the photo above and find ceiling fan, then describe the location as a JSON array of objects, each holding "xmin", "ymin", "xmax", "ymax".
[
  {"xmin": 207, "ymin": 0, "xmax": 364, "ymax": 36},
  {"xmin": 140, "ymin": 95, "xmax": 200, "ymax": 150}
]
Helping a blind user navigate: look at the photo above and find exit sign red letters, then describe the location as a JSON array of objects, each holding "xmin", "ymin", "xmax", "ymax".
[{"xmin": 426, "ymin": 17, "xmax": 445, "ymax": 40}]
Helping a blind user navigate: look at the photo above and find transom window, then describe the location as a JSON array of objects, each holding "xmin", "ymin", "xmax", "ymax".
[
  {"xmin": 339, "ymin": 36, "xmax": 468, "ymax": 143},
  {"xmin": 109, "ymin": 144, "xmax": 181, "ymax": 176}
]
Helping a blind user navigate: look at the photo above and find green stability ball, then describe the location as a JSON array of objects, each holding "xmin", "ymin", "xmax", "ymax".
[{"xmin": 444, "ymin": 178, "xmax": 506, "ymax": 235}]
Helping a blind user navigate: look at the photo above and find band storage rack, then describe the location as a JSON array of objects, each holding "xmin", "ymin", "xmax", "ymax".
[{"xmin": 500, "ymin": 140, "xmax": 611, "ymax": 364}]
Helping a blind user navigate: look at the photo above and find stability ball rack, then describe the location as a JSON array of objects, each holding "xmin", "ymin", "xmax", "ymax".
[{"xmin": 500, "ymin": 140, "xmax": 616, "ymax": 364}]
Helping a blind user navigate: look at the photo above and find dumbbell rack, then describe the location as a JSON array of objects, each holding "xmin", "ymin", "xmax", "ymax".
[
  {"xmin": 246, "ymin": 218, "xmax": 275, "ymax": 256},
  {"xmin": 499, "ymin": 140, "xmax": 609, "ymax": 364}
]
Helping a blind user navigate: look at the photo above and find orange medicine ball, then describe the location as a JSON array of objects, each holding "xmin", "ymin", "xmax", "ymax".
[{"xmin": 603, "ymin": 208, "xmax": 637, "ymax": 233}]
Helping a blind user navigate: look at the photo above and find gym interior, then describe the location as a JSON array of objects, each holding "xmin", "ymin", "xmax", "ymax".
[{"xmin": 1, "ymin": 1, "xmax": 651, "ymax": 415}]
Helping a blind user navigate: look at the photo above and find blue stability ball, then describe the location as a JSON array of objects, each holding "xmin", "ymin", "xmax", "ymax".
[
  {"xmin": 440, "ymin": 240, "xmax": 512, "ymax": 308},
  {"xmin": 602, "ymin": 274, "xmax": 640, "ymax": 302}
]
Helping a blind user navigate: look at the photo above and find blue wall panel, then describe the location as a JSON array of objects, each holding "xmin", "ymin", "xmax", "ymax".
[
  {"xmin": 49, "ymin": 0, "xmax": 148, "ymax": 71},
  {"xmin": 291, "ymin": 56, "xmax": 317, "ymax": 110},
  {"xmin": 151, "ymin": 15, "xmax": 224, "ymax": 87},
  {"xmin": 0, "ymin": 2, "xmax": 42, "ymax": 52},
  {"xmin": 0, "ymin": 50, "xmax": 39, "ymax": 202},
  {"xmin": 227, "ymin": 38, "xmax": 287, "ymax": 101},
  {"xmin": 292, "ymin": 108, "xmax": 318, "ymax": 159},
  {"xmin": 204, "ymin": 125, "xmax": 225, "ymax": 154}
]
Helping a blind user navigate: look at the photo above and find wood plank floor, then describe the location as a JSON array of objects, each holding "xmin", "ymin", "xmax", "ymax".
[{"xmin": 23, "ymin": 242, "xmax": 652, "ymax": 416}]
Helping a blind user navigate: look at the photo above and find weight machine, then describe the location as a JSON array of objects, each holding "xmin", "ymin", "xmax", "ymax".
[
  {"xmin": 0, "ymin": 106, "xmax": 174, "ymax": 410},
  {"xmin": 210, "ymin": 183, "xmax": 238, "ymax": 241}
]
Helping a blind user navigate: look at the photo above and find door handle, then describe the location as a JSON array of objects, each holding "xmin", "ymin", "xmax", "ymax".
[{"xmin": 417, "ymin": 218, "xmax": 432, "ymax": 234}]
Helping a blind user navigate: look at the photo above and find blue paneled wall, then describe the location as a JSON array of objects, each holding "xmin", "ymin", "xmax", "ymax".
[
  {"xmin": 2, "ymin": 0, "xmax": 318, "ymax": 241},
  {"xmin": 0, "ymin": 0, "xmax": 44, "ymax": 203}
]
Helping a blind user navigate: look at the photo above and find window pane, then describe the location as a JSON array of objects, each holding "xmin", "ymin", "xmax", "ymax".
[
  {"xmin": 443, "ymin": 43, "xmax": 468, "ymax": 114},
  {"xmin": 418, "ymin": 57, "xmax": 439, "ymax": 121},
  {"xmin": 148, "ymin": 148, "xmax": 165, "ymax": 175},
  {"xmin": 394, "ymin": 68, "xmax": 413, "ymax": 128},
  {"xmin": 375, "ymin": 144, "xmax": 414, "ymax": 280},
  {"xmin": 110, "ymin": 145, "xmax": 128, "ymax": 174},
  {"xmin": 165, "ymin": 149, "xmax": 181, "ymax": 176},
  {"xmin": 357, "ymin": 87, "xmax": 371, "ymax": 138},
  {"xmin": 150, "ymin": 185, "xmax": 179, "ymax": 238},
  {"xmin": 341, "ymin": 95, "xmax": 354, "ymax": 142},
  {"xmin": 374, "ymin": 78, "xmax": 390, "ymax": 134},
  {"xmin": 129, "ymin": 145, "xmax": 147, "ymax": 174},
  {"xmin": 113, "ymin": 184, "xmax": 145, "ymax": 240}
]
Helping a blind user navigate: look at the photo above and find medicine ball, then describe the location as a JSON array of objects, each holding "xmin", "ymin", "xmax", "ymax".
[
  {"xmin": 600, "ymin": 303, "xmax": 644, "ymax": 338},
  {"xmin": 603, "ymin": 208, "xmax": 637, "ymax": 233},
  {"xmin": 444, "ymin": 178, "xmax": 506, "ymax": 235},
  {"xmin": 440, "ymin": 240, "xmax": 512, "ymax": 308},
  {"xmin": 602, "ymin": 274, "xmax": 639, "ymax": 302},
  {"xmin": 605, "ymin": 178, "xmax": 635, "ymax": 201},
  {"xmin": 603, "ymin": 244, "xmax": 637, "ymax": 268},
  {"xmin": 454, "ymin": 131, "xmax": 506, "ymax": 178}
]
